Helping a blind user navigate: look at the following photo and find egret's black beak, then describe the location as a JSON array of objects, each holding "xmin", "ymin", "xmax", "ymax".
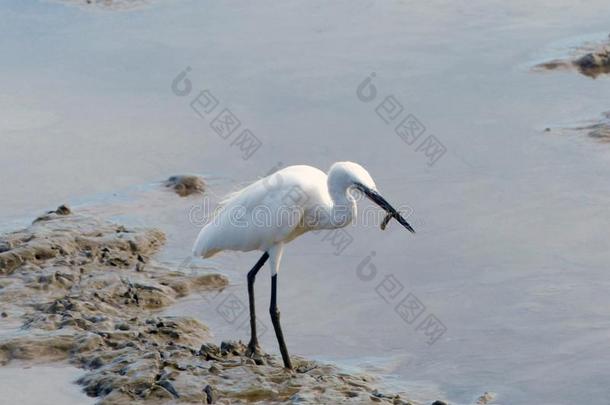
[{"xmin": 355, "ymin": 183, "xmax": 415, "ymax": 233}]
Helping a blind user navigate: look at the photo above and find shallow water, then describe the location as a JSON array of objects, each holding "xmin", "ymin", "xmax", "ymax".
[
  {"xmin": 2, "ymin": 0, "xmax": 610, "ymax": 403},
  {"xmin": 0, "ymin": 363, "xmax": 94, "ymax": 405}
]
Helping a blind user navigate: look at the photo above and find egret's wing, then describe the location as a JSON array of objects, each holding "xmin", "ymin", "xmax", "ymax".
[{"xmin": 194, "ymin": 165, "xmax": 326, "ymax": 256}]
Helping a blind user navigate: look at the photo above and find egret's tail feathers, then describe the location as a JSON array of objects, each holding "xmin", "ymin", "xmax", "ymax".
[
  {"xmin": 191, "ymin": 241, "xmax": 204, "ymax": 258},
  {"xmin": 192, "ymin": 228, "xmax": 220, "ymax": 259}
]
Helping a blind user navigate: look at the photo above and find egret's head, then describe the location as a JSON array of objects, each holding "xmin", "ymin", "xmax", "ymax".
[
  {"xmin": 329, "ymin": 161, "xmax": 415, "ymax": 234},
  {"xmin": 329, "ymin": 161, "xmax": 377, "ymax": 192}
]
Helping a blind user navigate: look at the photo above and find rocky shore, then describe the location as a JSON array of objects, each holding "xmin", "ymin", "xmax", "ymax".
[{"xmin": 0, "ymin": 206, "xmax": 425, "ymax": 404}]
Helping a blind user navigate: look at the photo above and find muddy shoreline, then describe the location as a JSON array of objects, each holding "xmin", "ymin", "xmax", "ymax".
[
  {"xmin": 0, "ymin": 206, "xmax": 439, "ymax": 404},
  {"xmin": 535, "ymin": 36, "xmax": 610, "ymax": 78}
]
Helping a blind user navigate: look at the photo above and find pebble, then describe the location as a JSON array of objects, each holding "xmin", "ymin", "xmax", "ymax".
[{"xmin": 203, "ymin": 384, "xmax": 217, "ymax": 404}]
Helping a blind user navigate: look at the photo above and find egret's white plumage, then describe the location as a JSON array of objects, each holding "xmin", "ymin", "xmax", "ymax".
[
  {"xmin": 191, "ymin": 161, "xmax": 414, "ymax": 369},
  {"xmin": 192, "ymin": 162, "xmax": 376, "ymax": 270}
]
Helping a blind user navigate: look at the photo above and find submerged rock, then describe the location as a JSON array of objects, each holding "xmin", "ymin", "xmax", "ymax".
[
  {"xmin": 476, "ymin": 392, "xmax": 495, "ymax": 404},
  {"xmin": 165, "ymin": 175, "xmax": 206, "ymax": 197}
]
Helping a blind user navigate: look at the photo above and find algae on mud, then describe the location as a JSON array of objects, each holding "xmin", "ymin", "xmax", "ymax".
[{"xmin": 0, "ymin": 206, "xmax": 417, "ymax": 404}]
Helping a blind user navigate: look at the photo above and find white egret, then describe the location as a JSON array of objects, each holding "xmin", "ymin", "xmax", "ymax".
[{"xmin": 192, "ymin": 162, "xmax": 415, "ymax": 369}]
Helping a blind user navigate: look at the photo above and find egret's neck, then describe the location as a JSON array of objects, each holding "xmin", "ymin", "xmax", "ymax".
[{"xmin": 325, "ymin": 174, "xmax": 357, "ymax": 229}]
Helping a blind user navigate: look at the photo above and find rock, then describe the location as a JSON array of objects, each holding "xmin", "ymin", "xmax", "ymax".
[
  {"xmin": 574, "ymin": 46, "xmax": 610, "ymax": 75},
  {"xmin": 476, "ymin": 392, "xmax": 495, "ymax": 404},
  {"xmin": 290, "ymin": 393, "xmax": 306, "ymax": 403},
  {"xmin": 164, "ymin": 175, "xmax": 206, "ymax": 197},
  {"xmin": 208, "ymin": 364, "xmax": 222, "ymax": 374},
  {"xmin": 536, "ymin": 39, "xmax": 610, "ymax": 78},
  {"xmin": 203, "ymin": 384, "xmax": 217, "ymax": 404},
  {"xmin": 156, "ymin": 379, "xmax": 180, "ymax": 399},
  {"xmin": 33, "ymin": 204, "xmax": 73, "ymax": 223},
  {"xmin": 199, "ymin": 343, "xmax": 222, "ymax": 361},
  {"xmin": 220, "ymin": 340, "xmax": 247, "ymax": 356},
  {"xmin": 431, "ymin": 401, "xmax": 449, "ymax": 405},
  {"xmin": 54, "ymin": 204, "xmax": 72, "ymax": 215},
  {"xmin": 0, "ymin": 242, "xmax": 10, "ymax": 253},
  {"xmin": 115, "ymin": 323, "xmax": 130, "ymax": 331}
]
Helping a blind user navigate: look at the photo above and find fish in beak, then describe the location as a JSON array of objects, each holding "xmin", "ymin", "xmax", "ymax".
[{"xmin": 355, "ymin": 183, "xmax": 415, "ymax": 233}]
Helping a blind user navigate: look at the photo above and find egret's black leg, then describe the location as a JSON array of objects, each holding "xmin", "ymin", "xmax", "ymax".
[
  {"xmin": 246, "ymin": 252, "xmax": 269, "ymax": 355},
  {"xmin": 270, "ymin": 274, "xmax": 292, "ymax": 369}
]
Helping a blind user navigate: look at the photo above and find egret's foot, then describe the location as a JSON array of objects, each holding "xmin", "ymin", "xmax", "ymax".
[
  {"xmin": 245, "ymin": 342, "xmax": 267, "ymax": 365},
  {"xmin": 245, "ymin": 341, "xmax": 262, "ymax": 357}
]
